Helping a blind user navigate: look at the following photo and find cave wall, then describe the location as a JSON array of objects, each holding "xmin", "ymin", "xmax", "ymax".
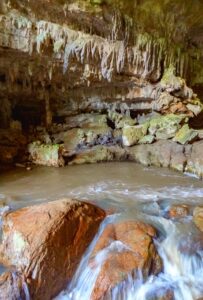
[{"xmin": 0, "ymin": 0, "xmax": 203, "ymax": 130}]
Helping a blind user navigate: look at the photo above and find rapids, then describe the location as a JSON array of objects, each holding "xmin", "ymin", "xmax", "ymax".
[{"xmin": 1, "ymin": 162, "xmax": 203, "ymax": 299}]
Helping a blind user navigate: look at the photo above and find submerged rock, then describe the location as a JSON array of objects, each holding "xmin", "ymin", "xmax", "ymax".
[
  {"xmin": 168, "ymin": 205, "xmax": 189, "ymax": 219},
  {"xmin": 0, "ymin": 198, "xmax": 105, "ymax": 300},
  {"xmin": 90, "ymin": 220, "xmax": 162, "ymax": 300}
]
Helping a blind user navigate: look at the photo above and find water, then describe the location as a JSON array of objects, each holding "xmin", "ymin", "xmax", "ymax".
[
  {"xmin": 55, "ymin": 215, "xmax": 203, "ymax": 300},
  {"xmin": 1, "ymin": 162, "xmax": 203, "ymax": 299}
]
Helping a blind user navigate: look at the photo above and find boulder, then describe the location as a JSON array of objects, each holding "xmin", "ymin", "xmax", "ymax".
[
  {"xmin": 129, "ymin": 140, "xmax": 186, "ymax": 171},
  {"xmin": 0, "ymin": 199, "xmax": 105, "ymax": 300},
  {"xmin": 138, "ymin": 112, "xmax": 161, "ymax": 125},
  {"xmin": 108, "ymin": 111, "xmax": 136, "ymax": 129},
  {"xmin": 168, "ymin": 205, "xmax": 189, "ymax": 219},
  {"xmin": 173, "ymin": 124, "xmax": 198, "ymax": 145},
  {"xmin": 186, "ymin": 103, "xmax": 202, "ymax": 116},
  {"xmin": 193, "ymin": 207, "xmax": 203, "ymax": 232},
  {"xmin": 148, "ymin": 114, "xmax": 186, "ymax": 140},
  {"xmin": 90, "ymin": 220, "xmax": 162, "ymax": 300},
  {"xmin": 28, "ymin": 141, "xmax": 65, "ymax": 167},
  {"xmin": 139, "ymin": 134, "xmax": 155, "ymax": 144},
  {"xmin": 65, "ymin": 113, "xmax": 108, "ymax": 129},
  {"xmin": 64, "ymin": 126, "xmax": 113, "ymax": 152},
  {"xmin": 160, "ymin": 65, "xmax": 193, "ymax": 99},
  {"xmin": 170, "ymin": 143, "xmax": 186, "ymax": 172},
  {"xmin": 68, "ymin": 145, "xmax": 114, "ymax": 165},
  {"xmin": 185, "ymin": 141, "xmax": 203, "ymax": 178},
  {"xmin": 122, "ymin": 124, "xmax": 148, "ymax": 146},
  {"xmin": 152, "ymin": 92, "xmax": 175, "ymax": 112},
  {"xmin": 68, "ymin": 145, "xmax": 127, "ymax": 165},
  {"xmin": 170, "ymin": 102, "xmax": 187, "ymax": 114}
]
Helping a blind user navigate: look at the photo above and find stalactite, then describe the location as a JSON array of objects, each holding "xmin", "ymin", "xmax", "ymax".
[{"xmin": 0, "ymin": 12, "xmax": 199, "ymax": 86}]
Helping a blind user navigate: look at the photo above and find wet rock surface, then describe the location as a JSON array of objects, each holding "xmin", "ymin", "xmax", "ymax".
[
  {"xmin": 168, "ymin": 205, "xmax": 189, "ymax": 219},
  {"xmin": 185, "ymin": 141, "xmax": 203, "ymax": 178},
  {"xmin": 89, "ymin": 220, "xmax": 162, "ymax": 300},
  {"xmin": 0, "ymin": 199, "xmax": 105, "ymax": 300},
  {"xmin": 0, "ymin": 271, "xmax": 27, "ymax": 300},
  {"xmin": 193, "ymin": 207, "xmax": 203, "ymax": 232}
]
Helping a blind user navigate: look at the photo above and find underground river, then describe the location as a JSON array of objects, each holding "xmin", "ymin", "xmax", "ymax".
[{"xmin": 0, "ymin": 162, "xmax": 203, "ymax": 299}]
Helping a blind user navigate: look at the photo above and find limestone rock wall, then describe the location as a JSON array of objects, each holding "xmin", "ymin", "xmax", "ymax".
[
  {"xmin": 0, "ymin": 0, "xmax": 203, "ymax": 176},
  {"xmin": 0, "ymin": 0, "xmax": 203, "ymax": 128}
]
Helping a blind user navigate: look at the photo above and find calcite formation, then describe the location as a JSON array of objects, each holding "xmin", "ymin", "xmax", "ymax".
[{"xmin": 0, "ymin": 0, "xmax": 203, "ymax": 177}]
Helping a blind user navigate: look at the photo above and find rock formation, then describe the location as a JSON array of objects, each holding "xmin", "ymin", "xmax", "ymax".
[
  {"xmin": 193, "ymin": 207, "xmax": 203, "ymax": 232},
  {"xmin": 0, "ymin": 0, "xmax": 203, "ymax": 177},
  {"xmin": 89, "ymin": 220, "xmax": 162, "ymax": 300},
  {"xmin": 0, "ymin": 198, "xmax": 105, "ymax": 299},
  {"xmin": 0, "ymin": 199, "xmax": 164, "ymax": 300}
]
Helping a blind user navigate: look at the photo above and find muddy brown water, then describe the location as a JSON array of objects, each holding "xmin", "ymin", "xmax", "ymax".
[
  {"xmin": 0, "ymin": 162, "xmax": 203, "ymax": 211},
  {"xmin": 1, "ymin": 162, "xmax": 203, "ymax": 299}
]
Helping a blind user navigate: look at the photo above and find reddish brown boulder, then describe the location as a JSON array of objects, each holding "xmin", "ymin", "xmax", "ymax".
[
  {"xmin": 0, "ymin": 199, "xmax": 105, "ymax": 300},
  {"xmin": 90, "ymin": 221, "xmax": 162, "ymax": 300},
  {"xmin": 168, "ymin": 205, "xmax": 189, "ymax": 219}
]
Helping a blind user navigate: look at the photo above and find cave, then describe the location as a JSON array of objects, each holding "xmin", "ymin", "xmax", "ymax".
[{"xmin": 0, "ymin": 1, "xmax": 203, "ymax": 299}]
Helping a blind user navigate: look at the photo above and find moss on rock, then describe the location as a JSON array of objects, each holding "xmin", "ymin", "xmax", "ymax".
[
  {"xmin": 122, "ymin": 123, "xmax": 148, "ymax": 147},
  {"xmin": 148, "ymin": 114, "xmax": 186, "ymax": 139},
  {"xmin": 139, "ymin": 134, "xmax": 154, "ymax": 144},
  {"xmin": 108, "ymin": 111, "xmax": 136, "ymax": 129},
  {"xmin": 173, "ymin": 124, "xmax": 198, "ymax": 145},
  {"xmin": 28, "ymin": 141, "xmax": 64, "ymax": 167}
]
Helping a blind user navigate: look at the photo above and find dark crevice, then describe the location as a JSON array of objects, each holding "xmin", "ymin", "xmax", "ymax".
[
  {"xmin": 12, "ymin": 104, "xmax": 44, "ymax": 130},
  {"xmin": 107, "ymin": 118, "xmax": 115, "ymax": 129},
  {"xmin": 130, "ymin": 109, "xmax": 151, "ymax": 119},
  {"xmin": 189, "ymin": 111, "xmax": 203, "ymax": 129}
]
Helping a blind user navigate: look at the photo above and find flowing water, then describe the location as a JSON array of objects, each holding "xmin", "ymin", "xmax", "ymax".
[{"xmin": 1, "ymin": 162, "xmax": 203, "ymax": 299}]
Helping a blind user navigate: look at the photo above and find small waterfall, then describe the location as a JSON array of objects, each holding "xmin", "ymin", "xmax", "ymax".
[
  {"xmin": 55, "ymin": 214, "xmax": 203, "ymax": 300},
  {"xmin": 55, "ymin": 214, "xmax": 120, "ymax": 300}
]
